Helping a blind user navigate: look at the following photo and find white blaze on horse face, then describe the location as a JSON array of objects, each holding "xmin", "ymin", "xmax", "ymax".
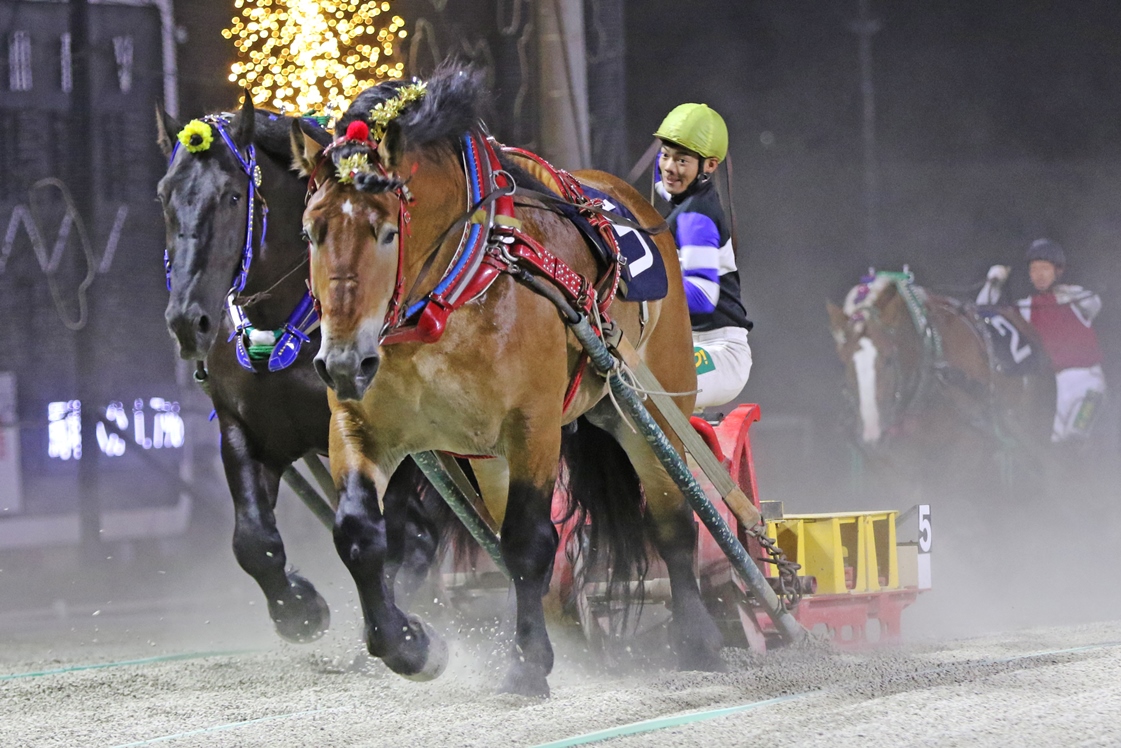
[
  {"xmin": 341, "ymin": 199, "xmax": 355, "ymax": 217},
  {"xmin": 853, "ymin": 336, "xmax": 881, "ymax": 443}
]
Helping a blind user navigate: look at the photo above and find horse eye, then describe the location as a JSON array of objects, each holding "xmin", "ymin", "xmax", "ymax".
[
  {"xmin": 300, "ymin": 228, "xmax": 311, "ymax": 243},
  {"xmin": 230, "ymin": 193, "xmax": 241, "ymax": 204},
  {"xmin": 379, "ymin": 227, "xmax": 399, "ymax": 245}
]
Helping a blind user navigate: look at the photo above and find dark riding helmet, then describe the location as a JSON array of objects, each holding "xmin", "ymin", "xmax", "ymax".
[{"xmin": 1025, "ymin": 238, "xmax": 1065, "ymax": 267}]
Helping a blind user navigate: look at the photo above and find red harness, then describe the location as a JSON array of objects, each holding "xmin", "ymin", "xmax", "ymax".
[{"xmin": 309, "ymin": 127, "xmax": 628, "ymax": 412}]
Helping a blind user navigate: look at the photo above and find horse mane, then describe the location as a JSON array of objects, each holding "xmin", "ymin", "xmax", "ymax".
[
  {"xmin": 251, "ymin": 111, "xmax": 331, "ymax": 163},
  {"xmin": 330, "ymin": 62, "xmax": 557, "ymax": 201},
  {"xmin": 337, "ymin": 60, "xmax": 491, "ymax": 154}
]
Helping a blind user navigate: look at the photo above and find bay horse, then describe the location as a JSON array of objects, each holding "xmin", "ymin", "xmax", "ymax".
[
  {"xmin": 155, "ymin": 96, "xmax": 446, "ymax": 644},
  {"xmin": 290, "ymin": 66, "xmax": 723, "ymax": 696},
  {"xmin": 827, "ymin": 270, "xmax": 1056, "ymax": 493}
]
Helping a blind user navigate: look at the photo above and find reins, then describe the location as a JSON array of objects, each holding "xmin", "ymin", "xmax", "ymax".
[
  {"xmin": 308, "ymin": 124, "xmax": 645, "ymax": 352},
  {"xmin": 234, "ymin": 254, "xmax": 309, "ymax": 308},
  {"xmin": 404, "ymin": 183, "xmax": 665, "ymax": 313},
  {"xmin": 398, "ymin": 181, "xmax": 516, "ymax": 312}
]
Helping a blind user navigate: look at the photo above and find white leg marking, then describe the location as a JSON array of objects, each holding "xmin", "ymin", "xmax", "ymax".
[{"xmin": 853, "ymin": 337, "xmax": 881, "ymax": 443}]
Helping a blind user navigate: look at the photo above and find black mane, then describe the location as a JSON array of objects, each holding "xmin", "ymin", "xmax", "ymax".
[
  {"xmin": 336, "ymin": 61, "xmax": 491, "ymax": 153},
  {"xmin": 250, "ymin": 110, "xmax": 331, "ymax": 163}
]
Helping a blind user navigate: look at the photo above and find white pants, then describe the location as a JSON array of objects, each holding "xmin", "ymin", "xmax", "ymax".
[
  {"xmin": 693, "ymin": 326, "xmax": 753, "ymax": 409},
  {"xmin": 1053, "ymin": 364, "xmax": 1107, "ymax": 442}
]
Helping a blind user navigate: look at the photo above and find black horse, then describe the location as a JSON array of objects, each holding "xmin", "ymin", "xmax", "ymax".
[{"xmin": 156, "ymin": 96, "xmax": 443, "ymax": 643}]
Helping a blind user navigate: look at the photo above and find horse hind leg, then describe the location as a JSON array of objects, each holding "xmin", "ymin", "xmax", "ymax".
[
  {"xmin": 220, "ymin": 424, "xmax": 330, "ymax": 643},
  {"xmin": 382, "ymin": 456, "xmax": 442, "ymax": 607},
  {"xmin": 585, "ymin": 406, "xmax": 725, "ymax": 672},
  {"xmin": 496, "ymin": 430, "xmax": 562, "ymax": 698}
]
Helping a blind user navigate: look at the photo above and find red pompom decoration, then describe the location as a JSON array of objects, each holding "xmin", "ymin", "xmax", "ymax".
[{"xmin": 345, "ymin": 120, "xmax": 370, "ymax": 142}]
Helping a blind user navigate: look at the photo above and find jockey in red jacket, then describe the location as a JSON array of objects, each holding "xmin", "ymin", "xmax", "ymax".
[{"xmin": 977, "ymin": 239, "xmax": 1106, "ymax": 442}]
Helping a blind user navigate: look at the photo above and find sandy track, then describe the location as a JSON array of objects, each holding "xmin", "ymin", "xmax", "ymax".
[
  {"xmin": 4, "ymin": 473, "xmax": 1119, "ymax": 747},
  {"xmin": 4, "ymin": 596, "xmax": 1120, "ymax": 748}
]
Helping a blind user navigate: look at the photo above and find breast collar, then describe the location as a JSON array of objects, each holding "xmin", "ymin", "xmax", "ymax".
[{"xmin": 165, "ymin": 114, "xmax": 319, "ymax": 373}]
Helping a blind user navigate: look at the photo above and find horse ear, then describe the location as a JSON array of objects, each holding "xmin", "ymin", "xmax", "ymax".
[
  {"xmin": 232, "ymin": 90, "xmax": 256, "ymax": 148},
  {"xmin": 154, "ymin": 103, "xmax": 181, "ymax": 157},
  {"xmin": 377, "ymin": 120, "xmax": 405, "ymax": 173},
  {"xmin": 290, "ymin": 118, "xmax": 323, "ymax": 177}
]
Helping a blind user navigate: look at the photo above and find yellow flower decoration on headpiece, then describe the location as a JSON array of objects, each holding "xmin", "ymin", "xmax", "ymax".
[
  {"xmin": 178, "ymin": 120, "xmax": 214, "ymax": 153},
  {"xmin": 369, "ymin": 81, "xmax": 428, "ymax": 141},
  {"xmin": 335, "ymin": 152, "xmax": 372, "ymax": 185}
]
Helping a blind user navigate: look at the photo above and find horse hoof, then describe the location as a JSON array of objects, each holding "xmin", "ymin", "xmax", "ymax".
[
  {"xmin": 498, "ymin": 662, "xmax": 550, "ymax": 698},
  {"xmin": 272, "ymin": 577, "xmax": 331, "ymax": 644},
  {"xmin": 401, "ymin": 617, "xmax": 448, "ymax": 682}
]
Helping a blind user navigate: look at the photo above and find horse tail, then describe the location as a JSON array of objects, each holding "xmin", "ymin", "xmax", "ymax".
[{"xmin": 559, "ymin": 417, "xmax": 649, "ymax": 622}]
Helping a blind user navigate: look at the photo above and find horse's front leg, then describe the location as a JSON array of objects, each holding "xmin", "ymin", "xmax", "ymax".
[
  {"xmin": 330, "ymin": 411, "xmax": 447, "ymax": 679},
  {"xmin": 219, "ymin": 417, "xmax": 330, "ymax": 643},
  {"xmin": 497, "ymin": 427, "xmax": 561, "ymax": 698}
]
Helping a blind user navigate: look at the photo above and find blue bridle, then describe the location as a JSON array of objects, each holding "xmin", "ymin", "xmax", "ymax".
[
  {"xmin": 164, "ymin": 114, "xmax": 265, "ymax": 296},
  {"xmin": 164, "ymin": 114, "xmax": 317, "ymax": 373}
]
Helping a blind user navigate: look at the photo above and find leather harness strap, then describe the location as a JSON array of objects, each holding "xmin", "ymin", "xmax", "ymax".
[
  {"xmin": 372, "ymin": 131, "xmax": 628, "ymax": 347},
  {"xmin": 309, "ymin": 127, "xmax": 637, "ymax": 413}
]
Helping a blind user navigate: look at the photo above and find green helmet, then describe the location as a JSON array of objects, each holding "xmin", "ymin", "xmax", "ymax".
[{"xmin": 654, "ymin": 103, "xmax": 728, "ymax": 162}]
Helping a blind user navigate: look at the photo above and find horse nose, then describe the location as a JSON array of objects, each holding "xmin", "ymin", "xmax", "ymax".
[
  {"xmin": 166, "ymin": 302, "xmax": 214, "ymax": 359},
  {"xmin": 359, "ymin": 354, "xmax": 380, "ymax": 382},
  {"xmin": 314, "ymin": 354, "xmax": 335, "ymax": 390},
  {"xmin": 317, "ymin": 348, "xmax": 379, "ymax": 400}
]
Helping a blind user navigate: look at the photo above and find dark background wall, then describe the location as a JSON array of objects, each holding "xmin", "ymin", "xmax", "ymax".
[{"xmin": 0, "ymin": 2, "xmax": 181, "ymax": 513}]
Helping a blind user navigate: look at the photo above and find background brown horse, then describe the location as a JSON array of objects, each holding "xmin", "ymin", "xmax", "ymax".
[
  {"xmin": 291, "ymin": 66, "xmax": 723, "ymax": 697},
  {"xmin": 827, "ymin": 272, "xmax": 1056, "ymax": 499}
]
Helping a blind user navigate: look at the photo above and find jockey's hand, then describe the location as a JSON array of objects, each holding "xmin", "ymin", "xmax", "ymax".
[{"xmin": 986, "ymin": 264, "xmax": 1010, "ymax": 284}]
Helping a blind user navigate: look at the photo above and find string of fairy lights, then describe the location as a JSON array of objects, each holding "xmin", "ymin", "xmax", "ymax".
[{"xmin": 223, "ymin": 0, "xmax": 407, "ymax": 117}]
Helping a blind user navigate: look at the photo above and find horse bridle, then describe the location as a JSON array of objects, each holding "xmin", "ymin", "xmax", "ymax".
[
  {"xmin": 165, "ymin": 114, "xmax": 266, "ymax": 298},
  {"xmin": 165, "ymin": 114, "xmax": 319, "ymax": 373},
  {"xmin": 844, "ymin": 307, "xmax": 920, "ymax": 441}
]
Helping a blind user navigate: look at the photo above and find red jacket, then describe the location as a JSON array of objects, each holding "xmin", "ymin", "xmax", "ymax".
[{"xmin": 1018, "ymin": 285, "xmax": 1103, "ymax": 371}]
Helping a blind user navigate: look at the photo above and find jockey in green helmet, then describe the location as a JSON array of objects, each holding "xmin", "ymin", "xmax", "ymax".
[{"xmin": 654, "ymin": 103, "xmax": 753, "ymax": 410}]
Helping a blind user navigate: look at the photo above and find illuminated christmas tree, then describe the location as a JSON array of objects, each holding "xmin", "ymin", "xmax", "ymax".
[{"xmin": 223, "ymin": 0, "xmax": 407, "ymax": 116}]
